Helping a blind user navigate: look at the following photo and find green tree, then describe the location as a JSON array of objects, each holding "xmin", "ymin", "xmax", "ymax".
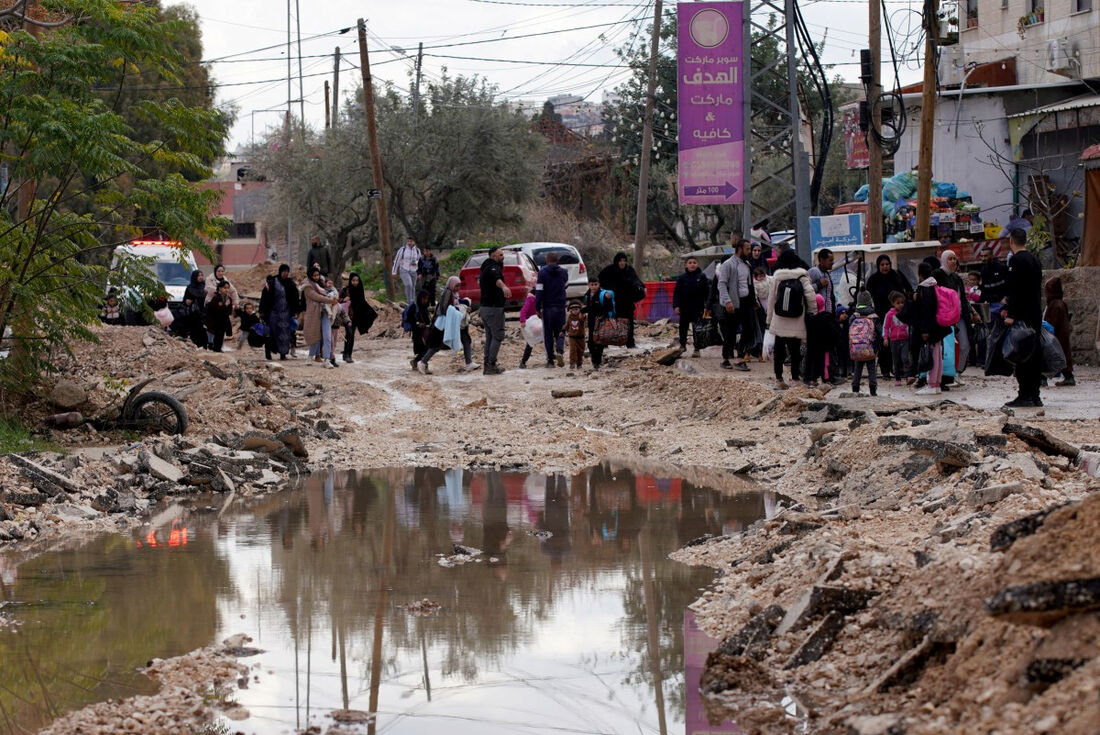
[
  {"xmin": 0, "ymin": 0, "xmax": 226, "ymax": 386},
  {"xmin": 250, "ymin": 73, "xmax": 544, "ymax": 274}
]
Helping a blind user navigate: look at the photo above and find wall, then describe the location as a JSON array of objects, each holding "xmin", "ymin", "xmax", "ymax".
[
  {"xmin": 896, "ymin": 94, "xmax": 1015, "ymax": 229},
  {"xmin": 964, "ymin": 0, "xmax": 1099, "ymax": 85},
  {"xmin": 1044, "ymin": 265, "xmax": 1100, "ymax": 365}
]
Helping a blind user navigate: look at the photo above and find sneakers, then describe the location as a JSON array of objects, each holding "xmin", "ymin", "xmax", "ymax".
[
  {"xmin": 953, "ymin": 377, "xmax": 966, "ymax": 388},
  {"xmin": 410, "ymin": 356, "xmax": 420, "ymax": 370},
  {"xmin": 1056, "ymin": 376, "xmax": 1076, "ymax": 387},
  {"xmin": 463, "ymin": 362, "xmax": 480, "ymax": 372},
  {"xmin": 1004, "ymin": 396, "xmax": 1042, "ymax": 408},
  {"xmin": 329, "ymin": 358, "xmax": 339, "ymax": 368},
  {"xmin": 894, "ymin": 380, "xmax": 903, "ymax": 387},
  {"xmin": 483, "ymin": 365, "xmax": 504, "ymax": 375},
  {"xmin": 915, "ymin": 386, "xmax": 941, "ymax": 395},
  {"xmin": 420, "ymin": 362, "xmax": 432, "ymax": 375},
  {"xmin": 721, "ymin": 360, "xmax": 733, "ymax": 370},
  {"xmin": 342, "ymin": 355, "xmax": 353, "ymax": 363},
  {"xmin": 870, "ymin": 387, "xmax": 877, "ymax": 397},
  {"xmin": 321, "ymin": 360, "xmax": 335, "ymax": 369},
  {"xmin": 555, "ymin": 353, "xmax": 565, "ymax": 367},
  {"xmin": 519, "ymin": 361, "xmax": 528, "ymax": 369},
  {"xmin": 545, "ymin": 361, "xmax": 556, "ymax": 369},
  {"xmin": 733, "ymin": 362, "xmax": 750, "ymax": 372}
]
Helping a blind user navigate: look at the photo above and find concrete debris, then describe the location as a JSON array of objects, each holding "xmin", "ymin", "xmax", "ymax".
[
  {"xmin": 716, "ymin": 604, "xmax": 785, "ymax": 659},
  {"xmin": 551, "ymin": 389, "xmax": 584, "ymax": 399},
  {"xmin": 653, "ymin": 346, "xmax": 683, "ymax": 366},
  {"xmin": 48, "ymin": 378, "xmax": 87, "ymax": 409},
  {"xmin": 785, "ymin": 610, "xmax": 845, "ymax": 668},
  {"xmin": 966, "ymin": 481, "xmax": 1023, "ymax": 507},
  {"xmin": 1002, "ymin": 422, "xmax": 1081, "ymax": 459},
  {"xmin": 986, "ymin": 577, "xmax": 1100, "ymax": 625}
]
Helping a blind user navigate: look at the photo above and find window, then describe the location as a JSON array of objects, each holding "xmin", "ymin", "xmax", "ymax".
[
  {"xmin": 1074, "ymin": 0, "xmax": 1092, "ymax": 13},
  {"xmin": 228, "ymin": 222, "xmax": 257, "ymax": 239},
  {"xmin": 967, "ymin": 0, "xmax": 979, "ymax": 26}
]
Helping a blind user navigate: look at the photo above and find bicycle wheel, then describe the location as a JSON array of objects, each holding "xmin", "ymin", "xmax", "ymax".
[{"xmin": 125, "ymin": 391, "xmax": 188, "ymax": 435}]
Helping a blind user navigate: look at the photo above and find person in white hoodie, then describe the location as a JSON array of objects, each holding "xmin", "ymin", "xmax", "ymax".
[
  {"xmin": 765, "ymin": 249, "xmax": 818, "ymax": 389},
  {"xmin": 392, "ymin": 236, "xmax": 422, "ymax": 304}
]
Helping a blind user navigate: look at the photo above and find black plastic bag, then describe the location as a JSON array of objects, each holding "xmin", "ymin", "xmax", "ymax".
[
  {"xmin": 1039, "ymin": 329, "xmax": 1067, "ymax": 376},
  {"xmin": 917, "ymin": 342, "xmax": 933, "ymax": 374},
  {"xmin": 984, "ymin": 318, "xmax": 1013, "ymax": 377},
  {"xmin": 692, "ymin": 318, "xmax": 721, "ymax": 349},
  {"xmin": 1001, "ymin": 323, "xmax": 1037, "ymax": 366}
]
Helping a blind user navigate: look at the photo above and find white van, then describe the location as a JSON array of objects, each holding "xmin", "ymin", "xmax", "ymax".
[
  {"xmin": 515, "ymin": 242, "xmax": 589, "ymax": 298},
  {"xmin": 110, "ymin": 240, "xmax": 199, "ymax": 322}
]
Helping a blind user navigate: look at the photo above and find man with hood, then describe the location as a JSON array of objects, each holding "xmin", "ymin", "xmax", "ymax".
[
  {"xmin": 307, "ymin": 235, "xmax": 332, "ymax": 279},
  {"xmin": 535, "ymin": 251, "xmax": 569, "ymax": 367},
  {"xmin": 598, "ymin": 252, "xmax": 645, "ymax": 348}
]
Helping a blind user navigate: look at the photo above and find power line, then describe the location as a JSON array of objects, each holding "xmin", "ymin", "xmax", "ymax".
[
  {"xmin": 201, "ymin": 26, "xmax": 354, "ymax": 64},
  {"xmin": 425, "ymin": 52, "xmax": 631, "ymax": 67}
]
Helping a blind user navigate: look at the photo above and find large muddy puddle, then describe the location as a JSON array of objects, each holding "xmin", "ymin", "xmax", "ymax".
[{"xmin": 0, "ymin": 465, "xmax": 779, "ymax": 734}]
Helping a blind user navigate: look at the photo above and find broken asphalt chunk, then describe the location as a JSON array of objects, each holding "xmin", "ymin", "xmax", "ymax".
[
  {"xmin": 717, "ymin": 604, "xmax": 785, "ymax": 660},
  {"xmin": 785, "ymin": 610, "xmax": 845, "ymax": 669},
  {"xmin": 1002, "ymin": 422, "xmax": 1080, "ymax": 460},
  {"xmin": 986, "ymin": 577, "xmax": 1100, "ymax": 625},
  {"xmin": 989, "ymin": 502, "xmax": 1071, "ymax": 551}
]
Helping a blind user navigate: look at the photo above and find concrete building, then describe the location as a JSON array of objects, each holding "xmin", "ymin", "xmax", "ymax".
[{"xmin": 197, "ymin": 159, "xmax": 270, "ymax": 268}]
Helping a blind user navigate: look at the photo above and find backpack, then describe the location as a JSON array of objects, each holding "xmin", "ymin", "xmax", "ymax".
[
  {"xmin": 774, "ymin": 277, "xmax": 805, "ymax": 318},
  {"xmin": 849, "ymin": 315, "xmax": 876, "ymax": 362},
  {"xmin": 934, "ymin": 285, "xmax": 961, "ymax": 327}
]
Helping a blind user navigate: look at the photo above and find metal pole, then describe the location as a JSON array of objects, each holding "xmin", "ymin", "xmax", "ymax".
[
  {"xmin": 332, "ymin": 47, "xmax": 341, "ymax": 129},
  {"xmin": 357, "ymin": 18, "xmax": 396, "ymax": 300},
  {"xmin": 785, "ymin": 0, "xmax": 812, "ymax": 262},
  {"xmin": 867, "ymin": 0, "xmax": 884, "ymax": 243},
  {"xmin": 295, "ymin": 0, "xmax": 306, "ymax": 137},
  {"xmin": 632, "ymin": 0, "xmax": 663, "ymax": 273},
  {"xmin": 740, "ymin": 0, "xmax": 753, "ymax": 237},
  {"xmin": 915, "ymin": 0, "xmax": 939, "ymax": 241}
]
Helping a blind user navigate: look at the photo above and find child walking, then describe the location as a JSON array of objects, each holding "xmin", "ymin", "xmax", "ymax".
[
  {"xmin": 402, "ymin": 290, "xmax": 432, "ymax": 369},
  {"xmin": 564, "ymin": 301, "xmax": 586, "ymax": 368},
  {"xmin": 849, "ymin": 290, "xmax": 878, "ymax": 396},
  {"xmin": 883, "ymin": 291, "xmax": 911, "ymax": 385}
]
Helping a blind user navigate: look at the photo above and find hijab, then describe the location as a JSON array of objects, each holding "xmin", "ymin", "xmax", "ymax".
[{"xmin": 185, "ymin": 270, "xmax": 206, "ymax": 305}]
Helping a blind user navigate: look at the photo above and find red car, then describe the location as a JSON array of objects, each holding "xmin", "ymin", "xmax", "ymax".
[{"xmin": 456, "ymin": 248, "xmax": 538, "ymax": 309}]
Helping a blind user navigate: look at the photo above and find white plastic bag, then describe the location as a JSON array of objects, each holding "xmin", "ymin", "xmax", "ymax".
[
  {"xmin": 154, "ymin": 306, "xmax": 174, "ymax": 328},
  {"xmin": 762, "ymin": 329, "xmax": 776, "ymax": 359},
  {"xmin": 522, "ymin": 315, "xmax": 544, "ymax": 348}
]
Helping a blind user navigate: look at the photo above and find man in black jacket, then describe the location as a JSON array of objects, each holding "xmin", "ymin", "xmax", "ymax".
[
  {"xmin": 535, "ymin": 251, "xmax": 569, "ymax": 367},
  {"xmin": 479, "ymin": 247, "xmax": 511, "ymax": 375},
  {"xmin": 978, "ymin": 245, "xmax": 1009, "ymax": 321},
  {"xmin": 1001, "ymin": 228, "xmax": 1044, "ymax": 407}
]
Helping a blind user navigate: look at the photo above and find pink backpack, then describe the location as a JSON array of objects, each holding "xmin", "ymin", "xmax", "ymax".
[
  {"xmin": 934, "ymin": 285, "xmax": 961, "ymax": 327},
  {"xmin": 849, "ymin": 315, "xmax": 876, "ymax": 362}
]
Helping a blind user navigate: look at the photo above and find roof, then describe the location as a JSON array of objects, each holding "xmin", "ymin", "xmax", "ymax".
[
  {"xmin": 1007, "ymin": 93, "xmax": 1100, "ymax": 119},
  {"xmin": 1081, "ymin": 143, "xmax": 1100, "ymax": 161}
]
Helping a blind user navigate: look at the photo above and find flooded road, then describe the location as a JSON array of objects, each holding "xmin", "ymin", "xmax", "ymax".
[{"xmin": 0, "ymin": 465, "xmax": 777, "ymax": 734}]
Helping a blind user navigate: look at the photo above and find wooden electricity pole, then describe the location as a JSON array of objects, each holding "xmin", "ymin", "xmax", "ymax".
[
  {"xmin": 324, "ymin": 80, "xmax": 331, "ymax": 129},
  {"xmin": 332, "ymin": 47, "xmax": 341, "ymax": 129},
  {"xmin": 867, "ymin": 0, "xmax": 883, "ymax": 243},
  {"xmin": 632, "ymin": 0, "xmax": 663, "ymax": 273},
  {"xmin": 915, "ymin": 0, "xmax": 939, "ymax": 241},
  {"xmin": 357, "ymin": 18, "xmax": 395, "ymax": 300}
]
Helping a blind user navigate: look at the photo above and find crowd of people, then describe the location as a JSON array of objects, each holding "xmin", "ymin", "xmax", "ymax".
[{"xmin": 109, "ymin": 229, "xmax": 1076, "ymax": 407}]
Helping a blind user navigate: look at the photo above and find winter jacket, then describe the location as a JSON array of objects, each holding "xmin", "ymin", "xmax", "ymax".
[
  {"xmin": 391, "ymin": 244, "xmax": 421, "ymax": 276},
  {"xmin": 204, "ymin": 292, "xmax": 233, "ymax": 336},
  {"xmin": 479, "ymin": 257, "xmax": 506, "ymax": 308},
  {"xmin": 307, "ymin": 244, "xmax": 333, "ymax": 277},
  {"xmin": 418, "ymin": 254, "xmax": 440, "ymax": 280},
  {"xmin": 672, "ymin": 269, "xmax": 709, "ymax": 319},
  {"xmin": 883, "ymin": 307, "xmax": 909, "ymax": 342},
  {"xmin": 914, "ymin": 277, "xmax": 951, "ymax": 341},
  {"xmin": 718, "ymin": 256, "xmax": 751, "ymax": 307},
  {"xmin": 1043, "ymin": 276, "xmax": 1072, "ymax": 372},
  {"xmin": 865, "ymin": 262, "xmax": 911, "ymax": 318},
  {"xmin": 301, "ymin": 278, "xmax": 331, "ymax": 346},
  {"xmin": 598, "ymin": 258, "xmax": 644, "ymax": 311},
  {"xmin": 980, "ymin": 260, "xmax": 1009, "ymax": 304},
  {"xmin": 1005, "ymin": 249, "xmax": 1043, "ymax": 328},
  {"xmin": 765, "ymin": 268, "xmax": 817, "ymax": 339},
  {"xmin": 583, "ymin": 288, "xmax": 615, "ymax": 334},
  {"xmin": 205, "ymin": 276, "xmax": 240, "ymax": 309},
  {"xmin": 519, "ymin": 293, "xmax": 538, "ymax": 326},
  {"xmin": 535, "ymin": 263, "xmax": 569, "ymax": 311}
]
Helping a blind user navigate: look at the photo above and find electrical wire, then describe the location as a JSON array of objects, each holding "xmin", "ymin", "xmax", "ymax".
[
  {"xmin": 793, "ymin": 0, "xmax": 833, "ymax": 210},
  {"xmin": 864, "ymin": 0, "xmax": 909, "ymax": 158}
]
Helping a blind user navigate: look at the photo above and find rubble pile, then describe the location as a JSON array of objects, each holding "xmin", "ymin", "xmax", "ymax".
[
  {"xmin": 0, "ymin": 428, "xmax": 315, "ymax": 546},
  {"xmin": 674, "ymin": 399, "xmax": 1100, "ymax": 734},
  {"xmin": 36, "ymin": 636, "xmax": 253, "ymax": 735}
]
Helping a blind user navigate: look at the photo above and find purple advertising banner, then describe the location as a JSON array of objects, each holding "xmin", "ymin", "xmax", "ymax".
[{"xmin": 678, "ymin": 1, "xmax": 745, "ymax": 205}]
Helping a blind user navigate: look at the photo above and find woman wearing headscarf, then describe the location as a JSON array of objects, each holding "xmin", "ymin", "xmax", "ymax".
[
  {"xmin": 259, "ymin": 263, "xmax": 295, "ymax": 360},
  {"xmin": 302, "ymin": 267, "xmax": 340, "ymax": 367},
  {"xmin": 339, "ymin": 272, "xmax": 377, "ymax": 363},
  {"xmin": 748, "ymin": 242, "xmax": 771, "ymax": 274},
  {"xmin": 865, "ymin": 254, "xmax": 912, "ymax": 378},
  {"xmin": 180, "ymin": 269, "xmax": 208, "ymax": 348},
  {"xmin": 598, "ymin": 251, "xmax": 645, "ymax": 348},
  {"xmin": 437, "ymin": 276, "xmax": 479, "ymax": 371},
  {"xmin": 204, "ymin": 264, "xmax": 240, "ymax": 309}
]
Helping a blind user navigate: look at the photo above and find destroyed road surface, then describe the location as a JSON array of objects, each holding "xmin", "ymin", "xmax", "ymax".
[{"xmin": 1, "ymin": 320, "xmax": 1098, "ymax": 735}]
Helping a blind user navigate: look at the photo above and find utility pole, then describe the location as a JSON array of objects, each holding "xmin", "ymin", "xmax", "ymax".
[
  {"xmin": 632, "ymin": 0, "xmax": 662, "ymax": 273},
  {"xmin": 294, "ymin": 0, "xmax": 305, "ymax": 137},
  {"xmin": 867, "ymin": 0, "xmax": 883, "ymax": 243},
  {"xmin": 332, "ymin": 47, "xmax": 341, "ymax": 129},
  {"xmin": 357, "ymin": 18, "xmax": 396, "ymax": 300},
  {"xmin": 915, "ymin": 0, "xmax": 939, "ymax": 241},
  {"xmin": 413, "ymin": 42, "xmax": 424, "ymax": 128},
  {"xmin": 324, "ymin": 81, "xmax": 331, "ymax": 129}
]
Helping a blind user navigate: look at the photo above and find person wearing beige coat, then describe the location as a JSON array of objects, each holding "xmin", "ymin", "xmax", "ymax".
[
  {"xmin": 765, "ymin": 249, "xmax": 818, "ymax": 388},
  {"xmin": 302, "ymin": 269, "xmax": 339, "ymax": 367}
]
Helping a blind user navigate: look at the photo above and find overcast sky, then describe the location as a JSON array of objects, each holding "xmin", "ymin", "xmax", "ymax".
[{"xmin": 184, "ymin": 0, "xmax": 924, "ymax": 152}]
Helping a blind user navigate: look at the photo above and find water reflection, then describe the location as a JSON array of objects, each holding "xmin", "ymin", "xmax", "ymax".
[{"xmin": 0, "ymin": 464, "xmax": 778, "ymax": 735}]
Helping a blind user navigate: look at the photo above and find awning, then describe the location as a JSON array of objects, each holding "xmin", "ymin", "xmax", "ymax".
[
  {"xmin": 1083, "ymin": 143, "xmax": 1100, "ymax": 162},
  {"xmin": 1007, "ymin": 93, "xmax": 1100, "ymax": 118}
]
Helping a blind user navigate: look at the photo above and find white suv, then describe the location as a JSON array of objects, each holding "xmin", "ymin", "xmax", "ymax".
[{"xmin": 516, "ymin": 242, "xmax": 589, "ymax": 299}]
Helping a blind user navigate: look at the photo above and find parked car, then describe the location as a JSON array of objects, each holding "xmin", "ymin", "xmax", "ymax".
[
  {"xmin": 515, "ymin": 242, "xmax": 588, "ymax": 299},
  {"xmin": 456, "ymin": 247, "xmax": 538, "ymax": 309}
]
